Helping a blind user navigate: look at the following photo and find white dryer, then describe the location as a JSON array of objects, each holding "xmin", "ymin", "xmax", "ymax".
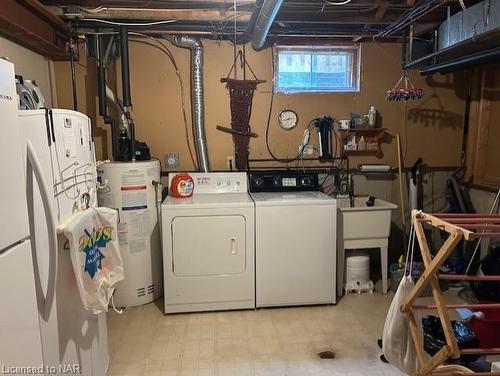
[{"xmin": 162, "ymin": 172, "xmax": 255, "ymax": 314}]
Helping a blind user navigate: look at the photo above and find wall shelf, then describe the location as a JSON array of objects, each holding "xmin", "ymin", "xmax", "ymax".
[{"xmin": 335, "ymin": 128, "xmax": 387, "ymax": 157}]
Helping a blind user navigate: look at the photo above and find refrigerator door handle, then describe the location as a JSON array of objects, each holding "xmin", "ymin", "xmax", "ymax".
[{"xmin": 27, "ymin": 141, "xmax": 58, "ymax": 318}]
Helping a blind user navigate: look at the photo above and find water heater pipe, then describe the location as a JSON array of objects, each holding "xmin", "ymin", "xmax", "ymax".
[
  {"xmin": 119, "ymin": 27, "xmax": 136, "ymax": 161},
  {"xmin": 119, "ymin": 27, "xmax": 132, "ymax": 108}
]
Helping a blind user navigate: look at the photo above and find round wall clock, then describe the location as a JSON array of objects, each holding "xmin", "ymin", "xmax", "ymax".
[{"xmin": 278, "ymin": 109, "xmax": 298, "ymax": 130}]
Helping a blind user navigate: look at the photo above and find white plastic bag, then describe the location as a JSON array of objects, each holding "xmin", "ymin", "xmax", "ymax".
[
  {"xmin": 382, "ymin": 224, "xmax": 426, "ymax": 375},
  {"xmin": 62, "ymin": 207, "xmax": 124, "ymax": 314},
  {"xmin": 383, "ymin": 274, "xmax": 418, "ymax": 375}
]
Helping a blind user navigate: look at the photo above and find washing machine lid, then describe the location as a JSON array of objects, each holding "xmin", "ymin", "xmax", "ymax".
[
  {"xmin": 163, "ymin": 193, "xmax": 254, "ymax": 209},
  {"xmin": 251, "ymin": 191, "xmax": 336, "ymax": 207}
]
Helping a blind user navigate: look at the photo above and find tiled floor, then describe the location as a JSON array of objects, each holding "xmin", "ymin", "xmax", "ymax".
[{"xmin": 107, "ymin": 292, "xmax": 403, "ymax": 376}]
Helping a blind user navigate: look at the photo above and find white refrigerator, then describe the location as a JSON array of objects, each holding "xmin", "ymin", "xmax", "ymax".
[
  {"xmin": 0, "ymin": 58, "xmax": 45, "ymax": 373},
  {"xmin": 0, "ymin": 58, "xmax": 109, "ymax": 375}
]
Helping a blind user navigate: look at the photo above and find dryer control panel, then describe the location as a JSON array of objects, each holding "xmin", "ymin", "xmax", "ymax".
[
  {"xmin": 249, "ymin": 171, "xmax": 319, "ymax": 192},
  {"xmin": 168, "ymin": 172, "xmax": 248, "ymax": 194}
]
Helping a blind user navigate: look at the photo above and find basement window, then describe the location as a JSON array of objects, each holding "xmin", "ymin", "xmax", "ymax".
[{"xmin": 273, "ymin": 44, "xmax": 361, "ymax": 93}]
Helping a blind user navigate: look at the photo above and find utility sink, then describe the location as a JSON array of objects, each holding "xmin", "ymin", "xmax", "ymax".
[
  {"xmin": 337, "ymin": 197, "xmax": 398, "ymax": 240},
  {"xmin": 337, "ymin": 196, "xmax": 397, "ymax": 297}
]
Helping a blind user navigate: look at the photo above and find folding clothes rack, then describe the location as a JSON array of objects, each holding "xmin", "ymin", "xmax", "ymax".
[{"xmin": 401, "ymin": 211, "xmax": 500, "ymax": 376}]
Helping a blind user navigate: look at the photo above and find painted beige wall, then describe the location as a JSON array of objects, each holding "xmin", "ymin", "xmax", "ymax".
[
  {"xmin": 54, "ymin": 40, "xmax": 466, "ymax": 170},
  {"xmin": 0, "ymin": 36, "xmax": 57, "ymax": 107},
  {"xmin": 52, "ymin": 39, "xmax": 470, "ymax": 262}
]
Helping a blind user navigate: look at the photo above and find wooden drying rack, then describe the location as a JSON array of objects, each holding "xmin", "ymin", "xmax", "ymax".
[{"xmin": 401, "ymin": 211, "xmax": 500, "ymax": 376}]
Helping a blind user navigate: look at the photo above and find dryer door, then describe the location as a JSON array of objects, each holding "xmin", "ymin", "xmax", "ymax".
[{"xmin": 172, "ymin": 215, "xmax": 246, "ymax": 276}]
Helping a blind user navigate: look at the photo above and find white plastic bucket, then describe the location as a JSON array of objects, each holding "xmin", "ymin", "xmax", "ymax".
[{"xmin": 346, "ymin": 254, "xmax": 370, "ymax": 286}]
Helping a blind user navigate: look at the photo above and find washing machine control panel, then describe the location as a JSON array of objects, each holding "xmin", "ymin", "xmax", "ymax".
[
  {"xmin": 169, "ymin": 172, "xmax": 248, "ymax": 194},
  {"xmin": 249, "ymin": 171, "xmax": 319, "ymax": 192}
]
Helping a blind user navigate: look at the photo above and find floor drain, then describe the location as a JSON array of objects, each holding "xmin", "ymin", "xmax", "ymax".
[{"xmin": 317, "ymin": 350, "xmax": 336, "ymax": 359}]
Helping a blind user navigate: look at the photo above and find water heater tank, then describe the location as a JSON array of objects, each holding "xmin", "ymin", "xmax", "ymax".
[{"xmin": 97, "ymin": 160, "xmax": 162, "ymax": 307}]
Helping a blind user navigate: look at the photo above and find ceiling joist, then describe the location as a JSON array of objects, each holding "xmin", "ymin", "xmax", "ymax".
[
  {"xmin": 0, "ymin": 0, "xmax": 69, "ymax": 60},
  {"xmin": 49, "ymin": 7, "xmax": 252, "ymax": 22}
]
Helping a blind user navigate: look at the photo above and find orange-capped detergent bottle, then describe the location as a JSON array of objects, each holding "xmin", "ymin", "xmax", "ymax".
[{"xmin": 170, "ymin": 173, "xmax": 194, "ymax": 198}]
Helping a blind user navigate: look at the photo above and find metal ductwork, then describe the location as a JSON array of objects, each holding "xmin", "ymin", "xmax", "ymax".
[
  {"xmin": 169, "ymin": 35, "xmax": 210, "ymax": 172},
  {"xmin": 251, "ymin": 0, "xmax": 284, "ymax": 51},
  {"xmin": 404, "ymin": 0, "xmax": 500, "ymax": 74},
  {"xmin": 437, "ymin": 0, "xmax": 499, "ymax": 51},
  {"xmin": 237, "ymin": 0, "xmax": 263, "ymax": 44}
]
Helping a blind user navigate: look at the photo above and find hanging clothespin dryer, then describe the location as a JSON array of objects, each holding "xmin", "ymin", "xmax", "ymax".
[{"xmin": 385, "ymin": 70, "xmax": 423, "ymax": 102}]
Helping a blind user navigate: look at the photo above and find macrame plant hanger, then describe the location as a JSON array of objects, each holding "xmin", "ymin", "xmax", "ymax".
[{"xmin": 217, "ymin": 49, "xmax": 265, "ymax": 171}]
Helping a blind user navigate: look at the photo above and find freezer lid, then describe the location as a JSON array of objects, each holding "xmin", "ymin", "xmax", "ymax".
[
  {"xmin": 251, "ymin": 191, "xmax": 337, "ymax": 207},
  {"xmin": 0, "ymin": 59, "xmax": 29, "ymax": 250}
]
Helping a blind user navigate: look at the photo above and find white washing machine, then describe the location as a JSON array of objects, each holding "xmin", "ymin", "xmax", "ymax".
[
  {"xmin": 162, "ymin": 172, "xmax": 255, "ymax": 314},
  {"xmin": 249, "ymin": 171, "xmax": 337, "ymax": 307}
]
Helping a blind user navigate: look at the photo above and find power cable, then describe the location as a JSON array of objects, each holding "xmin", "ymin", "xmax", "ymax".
[{"xmin": 265, "ymin": 93, "xmax": 309, "ymax": 163}]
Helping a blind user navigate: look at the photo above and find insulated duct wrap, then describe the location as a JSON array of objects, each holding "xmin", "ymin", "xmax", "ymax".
[{"xmin": 169, "ymin": 35, "xmax": 210, "ymax": 172}]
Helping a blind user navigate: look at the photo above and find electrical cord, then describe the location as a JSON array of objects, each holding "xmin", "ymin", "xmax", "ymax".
[
  {"xmin": 264, "ymin": 93, "xmax": 302, "ymax": 163},
  {"xmin": 376, "ymin": 0, "xmax": 438, "ymax": 38},
  {"xmin": 265, "ymin": 94, "xmax": 323, "ymax": 163},
  {"xmin": 265, "ymin": 46, "xmax": 300, "ymax": 163},
  {"xmin": 129, "ymin": 35, "xmax": 198, "ymax": 170}
]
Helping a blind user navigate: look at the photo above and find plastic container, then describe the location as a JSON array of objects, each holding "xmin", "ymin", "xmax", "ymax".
[
  {"xmin": 345, "ymin": 253, "xmax": 374, "ymax": 294},
  {"xmin": 368, "ymin": 106, "xmax": 377, "ymax": 127},
  {"xmin": 358, "ymin": 136, "xmax": 367, "ymax": 151},
  {"xmin": 469, "ymin": 302, "xmax": 500, "ymax": 348},
  {"xmin": 339, "ymin": 119, "xmax": 351, "ymax": 129},
  {"xmin": 170, "ymin": 173, "xmax": 194, "ymax": 198},
  {"xmin": 346, "ymin": 254, "xmax": 370, "ymax": 286}
]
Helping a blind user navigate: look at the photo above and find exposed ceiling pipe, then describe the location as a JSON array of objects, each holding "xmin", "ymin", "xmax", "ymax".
[
  {"xmin": 119, "ymin": 27, "xmax": 132, "ymax": 108},
  {"xmin": 236, "ymin": 0, "xmax": 263, "ymax": 44},
  {"xmin": 419, "ymin": 45, "xmax": 500, "ymax": 76},
  {"xmin": 251, "ymin": 0, "xmax": 284, "ymax": 50},
  {"xmin": 119, "ymin": 27, "xmax": 136, "ymax": 161},
  {"xmin": 167, "ymin": 35, "xmax": 210, "ymax": 172},
  {"xmin": 96, "ymin": 34, "xmax": 107, "ymax": 118},
  {"xmin": 376, "ymin": 0, "xmax": 450, "ymax": 38}
]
